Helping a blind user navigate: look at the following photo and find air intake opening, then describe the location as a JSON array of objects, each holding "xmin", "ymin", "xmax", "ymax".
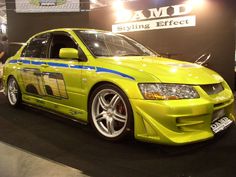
[{"xmin": 200, "ymin": 83, "xmax": 224, "ymax": 95}]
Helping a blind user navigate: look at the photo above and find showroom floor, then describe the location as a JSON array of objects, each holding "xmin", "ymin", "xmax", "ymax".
[
  {"xmin": 0, "ymin": 93, "xmax": 235, "ymax": 177},
  {"xmin": 0, "ymin": 141, "xmax": 86, "ymax": 177}
]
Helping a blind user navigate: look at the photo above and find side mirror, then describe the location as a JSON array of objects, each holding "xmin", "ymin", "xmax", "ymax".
[{"xmin": 59, "ymin": 48, "xmax": 79, "ymax": 59}]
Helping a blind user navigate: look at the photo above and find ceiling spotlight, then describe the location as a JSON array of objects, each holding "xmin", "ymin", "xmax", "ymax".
[
  {"xmin": 115, "ymin": 9, "xmax": 132, "ymax": 23},
  {"xmin": 90, "ymin": 0, "xmax": 97, "ymax": 3},
  {"xmin": 113, "ymin": 0, "xmax": 124, "ymax": 11},
  {"xmin": 186, "ymin": 0, "xmax": 205, "ymax": 7}
]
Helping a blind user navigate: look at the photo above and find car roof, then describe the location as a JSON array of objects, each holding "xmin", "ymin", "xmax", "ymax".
[
  {"xmin": 27, "ymin": 28, "xmax": 117, "ymax": 43},
  {"xmin": 34, "ymin": 28, "xmax": 110, "ymax": 36}
]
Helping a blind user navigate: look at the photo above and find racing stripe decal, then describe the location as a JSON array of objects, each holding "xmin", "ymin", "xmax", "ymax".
[
  {"xmin": 8, "ymin": 60, "xmax": 18, "ymax": 64},
  {"xmin": 70, "ymin": 65, "xmax": 83, "ymax": 69},
  {"xmin": 70, "ymin": 65, "xmax": 95, "ymax": 70},
  {"xmin": 96, "ymin": 67, "xmax": 135, "ymax": 80},
  {"xmin": 83, "ymin": 66, "xmax": 96, "ymax": 70},
  {"xmin": 31, "ymin": 61, "xmax": 45, "ymax": 65},
  {"xmin": 22, "ymin": 60, "xmax": 31, "ymax": 64},
  {"xmin": 8, "ymin": 59, "xmax": 135, "ymax": 80},
  {"xmin": 47, "ymin": 62, "xmax": 69, "ymax": 68}
]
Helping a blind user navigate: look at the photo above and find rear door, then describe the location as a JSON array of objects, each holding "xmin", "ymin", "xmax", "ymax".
[{"xmin": 18, "ymin": 31, "xmax": 88, "ymax": 120}]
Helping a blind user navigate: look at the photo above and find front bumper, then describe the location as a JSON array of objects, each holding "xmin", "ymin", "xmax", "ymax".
[{"xmin": 130, "ymin": 83, "xmax": 235, "ymax": 145}]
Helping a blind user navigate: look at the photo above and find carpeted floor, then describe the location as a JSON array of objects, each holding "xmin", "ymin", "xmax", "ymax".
[{"xmin": 0, "ymin": 93, "xmax": 235, "ymax": 177}]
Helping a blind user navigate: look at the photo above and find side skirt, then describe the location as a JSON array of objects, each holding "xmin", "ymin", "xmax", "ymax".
[{"xmin": 22, "ymin": 94, "xmax": 88, "ymax": 125}]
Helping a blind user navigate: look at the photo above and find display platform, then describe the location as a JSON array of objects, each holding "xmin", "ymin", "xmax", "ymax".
[{"xmin": 0, "ymin": 93, "xmax": 235, "ymax": 177}]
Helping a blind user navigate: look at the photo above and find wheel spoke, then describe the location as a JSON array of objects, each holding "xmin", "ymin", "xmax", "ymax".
[
  {"xmin": 13, "ymin": 89, "xmax": 18, "ymax": 94},
  {"xmin": 95, "ymin": 111, "xmax": 106, "ymax": 122},
  {"xmin": 98, "ymin": 95, "xmax": 108, "ymax": 110},
  {"xmin": 11, "ymin": 92, "xmax": 16, "ymax": 103},
  {"xmin": 10, "ymin": 83, "xmax": 16, "ymax": 92},
  {"xmin": 106, "ymin": 119, "xmax": 115, "ymax": 134},
  {"xmin": 109, "ymin": 94, "xmax": 120, "ymax": 108},
  {"xmin": 113, "ymin": 111, "xmax": 126, "ymax": 123},
  {"xmin": 9, "ymin": 83, "xmax": 13, "ymax": 91},
  {"xmin": 11, "ymin": 81, "xmax": 15, "ymax": 89}
]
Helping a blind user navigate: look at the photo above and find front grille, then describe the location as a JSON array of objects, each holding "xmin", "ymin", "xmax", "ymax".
[
  {"xmin": 200, "ymin": 83, "xmax": 224, "ymax": 95},
  {"xmin": 176, "ymin": 115, "xmax": 205, "ymax": 132}
]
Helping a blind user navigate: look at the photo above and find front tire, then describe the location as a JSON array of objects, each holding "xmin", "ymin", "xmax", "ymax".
[
  {"xmin": 7, "ymin": 77, "xmax": 22, "ymax": 107},
  {"xmin": 89, "ymin": 84, "xmax": 133, "ymax": 141}
]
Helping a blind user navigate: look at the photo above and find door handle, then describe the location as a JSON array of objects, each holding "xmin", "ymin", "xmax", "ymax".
[{"xmin": 41, "ymin": 63, "xmax": 49, "ymax": 68}]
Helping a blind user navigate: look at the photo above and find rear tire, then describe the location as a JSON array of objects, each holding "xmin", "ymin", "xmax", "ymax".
[
  {"xmin": 89, "ymin": 84, "xmax": 133, "ymax": 141},
  {"xmin": 7, "ymin": 76, "xmax": 22, "ymax": 107}
]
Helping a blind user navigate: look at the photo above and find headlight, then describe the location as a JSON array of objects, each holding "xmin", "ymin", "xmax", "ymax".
[{"xmin": 138, "ymin": 83, "xmax": 199, "ymax": 100}]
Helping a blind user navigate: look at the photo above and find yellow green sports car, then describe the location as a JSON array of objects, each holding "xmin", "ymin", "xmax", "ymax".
[{"xmin": 2, "ymin": 28, "xmax": 235, "ymax": 145}]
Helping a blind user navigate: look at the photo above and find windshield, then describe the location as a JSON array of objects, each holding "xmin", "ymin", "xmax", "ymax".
[{"xmin": 75, "ymin": 30, "xmax": 158, "ymax": 57}]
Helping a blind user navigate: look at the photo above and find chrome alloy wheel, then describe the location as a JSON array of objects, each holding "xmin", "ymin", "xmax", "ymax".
[
  {"xmin": 7, "ymin": 78, "xmax": 19, "ymax": 106},
  {"xmin": 91, "ymin": 89, "xmax": 128, "ymax": 138}
]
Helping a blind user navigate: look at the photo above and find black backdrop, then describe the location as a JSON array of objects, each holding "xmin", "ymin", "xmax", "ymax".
[
  {"xmin": 6, "ymin": 0, "xmax": 90, "ymax": 42},
  {"xmin": 5, "ymin": 0, "xmax": 236, "ymax": 89}
]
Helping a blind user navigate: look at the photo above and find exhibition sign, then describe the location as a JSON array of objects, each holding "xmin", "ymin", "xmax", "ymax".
[
  {"xmin": 112, "ymin": 4, "xmax": 196, "ymax": 33},
  {"xmin": 15, "ymin": 0, "xmax": 80, "ymax": 13}
]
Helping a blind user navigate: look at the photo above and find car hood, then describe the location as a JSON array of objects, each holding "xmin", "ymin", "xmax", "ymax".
[{"xmin": 96, "ymin": 56, "xmax": 224, "ymax": 85}]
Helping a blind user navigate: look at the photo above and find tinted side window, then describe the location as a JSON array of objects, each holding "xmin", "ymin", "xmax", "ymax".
[
  {"xmin": 50, "ymin": 34, "xmax": 77, "ymax": 59},
  {"xmin": 21, "ymin": 33, "xmax": 50, "ymax": 58}
]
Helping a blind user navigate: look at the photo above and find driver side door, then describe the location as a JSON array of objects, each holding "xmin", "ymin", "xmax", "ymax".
[{"xmin": 39, "ymin": 31, "xmax": 87, "ymax": 120}]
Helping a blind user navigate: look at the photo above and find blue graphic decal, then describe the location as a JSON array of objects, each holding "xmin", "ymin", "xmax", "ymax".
[
  {"xmin": 70, "ymin": 65, "xmax": 95, "ymax": 70},
  {"xmin": 70, "ymin": 65, "xmax": 83, "ymax": 69},
  {"xmin": 82, "ymin": 66, "xmax": 96, "ymax": 70},
  {"xmin": 96, "ymin": 67, "xmax": 135, "ymax": 80},
  {"xmin": 31, "ymin": 61, "xmax": 45, "ymax": 65},
  {"xmin": 9, "ymin": 59, "xmax": 31, "ymax": 64},
  {"xmin": 8, "ymin": 59, "xmax": 135, "ymax": 80},
  {"xmin": 9, "ymin": 60, "xmax": 18, "ymax": 64},
  {"xmin": 48, "ymin": 62, "xmax": 69, "ymax": 68},
  {"xmin": 21, "ymin": 60, "xmax": 31, "ymax": 64}
]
